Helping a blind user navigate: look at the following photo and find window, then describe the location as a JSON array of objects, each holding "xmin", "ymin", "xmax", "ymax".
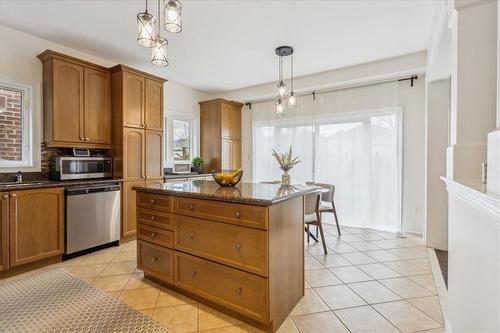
[
  {"xmin": 0, "ymin": 81, "xmax": 34, "ymax": 169},
  {"xmin": 173, "ymin": 119, "xmax": 191, "ymax": 161}
]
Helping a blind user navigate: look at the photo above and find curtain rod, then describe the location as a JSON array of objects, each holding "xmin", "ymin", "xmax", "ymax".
[{"xmin": 244, "ymin": 75, "xmax": 418, "ymax": 110}]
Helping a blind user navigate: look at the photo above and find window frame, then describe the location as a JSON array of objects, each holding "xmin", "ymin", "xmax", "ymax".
[
  {"xmin": 0, "ymin": 79, "xmax": 41, "ymax": 172},
  {"xmin": 164, "ymin": 110, "xmax": 198, "ymax": 167}
]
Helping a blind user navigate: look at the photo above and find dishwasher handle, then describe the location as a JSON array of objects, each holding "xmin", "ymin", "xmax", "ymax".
[{"xmin": 66, "ymin": 184, "xmax": 121, "ymax": 196}]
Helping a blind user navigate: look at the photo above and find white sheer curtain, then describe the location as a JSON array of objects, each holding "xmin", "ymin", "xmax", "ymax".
[{"xmin": 252, "ymin": 82, "xmax": 402, "ymax": 232}]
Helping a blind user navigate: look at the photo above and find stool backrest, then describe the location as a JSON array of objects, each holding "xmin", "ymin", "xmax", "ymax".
[
  {"xmin": 304, "ymin": 192, "xmax": 320, "ymax": 215},
  {"xmin": 305, "ymin": 182, "xmax": 335, "ymax": 202}
]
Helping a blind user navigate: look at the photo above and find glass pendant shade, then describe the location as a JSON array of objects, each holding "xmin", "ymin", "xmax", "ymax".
[
  {"xmin": 288, "ymin": 92, "xmax": 297, "ymax": 109},
  {"xmin": 275, "ymin": 99, "xmax": 285, "ymax": 117},
  {"xmin": 164, "ymin": 0, "xmax": 182, "ymax": 33},
  {"xmin": 277, "ymin": 81, "xmax": 286, "ymax": 99},
  {"xmin": 151, "ymin": 37, "xmax": 169, "ymax": 67},
  {"xmin": 137, "ymin": 11, "xmax": 156, "ymax": 47}
]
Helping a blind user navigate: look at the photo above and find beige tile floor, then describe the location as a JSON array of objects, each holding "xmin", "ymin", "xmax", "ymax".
[{"xmin": 1, "ymin": 218, "xmax": 447, "ymax": 333}]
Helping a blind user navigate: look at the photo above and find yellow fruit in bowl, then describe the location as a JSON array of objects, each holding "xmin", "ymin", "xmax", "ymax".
[{"xmin": 212, "ymin": 169, "xmax": 243, "ymax": 187}]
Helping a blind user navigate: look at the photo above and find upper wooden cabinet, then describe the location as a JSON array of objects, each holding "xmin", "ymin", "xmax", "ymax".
[
  {"xmin": 0, "ymin": 192, "xmax": 8, "ymax": 272},
  {"xmin": 200, "ymin": 99, "xmax": 243, "ymax": 172},
  {"xmin": 8, "ymin": 188, "xmax": 64, "ymax": 267},
  {"xmin": 123, "ymin": 71, "xmax": 145, "ymax": 128},
  {"xmin": 38, "ymin": 50, "xmax": 111, "ymax": 149},
  {"xmin": 145, "ymin": 79, "xmax": 164, "ymax": 131}
]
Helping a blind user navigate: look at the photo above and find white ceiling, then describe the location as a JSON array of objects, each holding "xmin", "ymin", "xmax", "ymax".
[{"xmin": 0, "ymin": 0, "xmax": 440, "ymax": 92}]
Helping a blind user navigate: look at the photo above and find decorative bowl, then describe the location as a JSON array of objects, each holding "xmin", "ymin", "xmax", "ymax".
[{"xmin": 212, "ymin": 169, "xmax": 243, "ymax": 187}]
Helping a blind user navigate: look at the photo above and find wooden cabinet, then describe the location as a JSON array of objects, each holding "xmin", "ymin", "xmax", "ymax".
[
  {"xmin": 8, "ymin": 188, "xmax": 64, "ymax": 267},
  {"xmin": 38, "ymin": 50, "xmax": 111, "ymax": 149},
  {"xmin": 0, "ymin": 192, "xmax": 8, "ymax": 272},
  {"xmin": 200, "ymin": 99, "xmax": 243, "ymax": 172},
  {"xmin": 111, "ymin": 65, "xmax": 166, "ymax": 238},
  {"xmin": 84, "ymin": 67, "xmax": 111, "ymax": 145}
]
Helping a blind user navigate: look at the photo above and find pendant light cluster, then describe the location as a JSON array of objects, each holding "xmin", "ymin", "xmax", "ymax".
[
  {"xmin": 274, "ymin": 46, "xmax": 296, "ymax": 117},
  {"xmin": 137, "ymin": 0, "xmax": 182, "ymax": 67}
]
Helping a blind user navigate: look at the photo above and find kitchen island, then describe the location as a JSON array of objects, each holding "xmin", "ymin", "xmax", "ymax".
[{"xmin": 133, "ymin": 180, "xmax": 313, "ymax": 332}]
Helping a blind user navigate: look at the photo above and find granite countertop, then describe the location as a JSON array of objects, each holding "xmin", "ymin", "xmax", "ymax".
[
  {"xmin": 0, "ymin": 178, "xmax": 123, "ymax": 191},
  {"xmin": 133, "ymin": 180, "xmax": 315, "ymax": 206},
  {"xmin": 164, "ymin": 173, "xmax": 211, "ymax": 180}
]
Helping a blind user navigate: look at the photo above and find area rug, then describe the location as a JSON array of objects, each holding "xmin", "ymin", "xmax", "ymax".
[{"xmin": 0, "ymin": 269, "xmax": 171, "ymax": 333}]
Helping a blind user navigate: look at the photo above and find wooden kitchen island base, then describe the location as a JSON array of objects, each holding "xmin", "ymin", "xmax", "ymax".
[{"xmin": 134, "ymin": 181, "xmax": 312, "ymax": 332}]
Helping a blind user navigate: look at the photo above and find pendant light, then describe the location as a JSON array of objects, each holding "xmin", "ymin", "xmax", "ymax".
[
  {"xmin": 274, "ymin": 46, "xmax": 294, "ymax": 116},
  {"xmin": 137, "ymin": 0, "xmax": 156, "ymax": 48},
  {"xmin": 164, "ymin": 0, "xmax": 182, "ymax": 33},
  {"xmin": 288, "ymin": 53, "xmax": 297, "ymax": 109},
  {"xmin": 151, "ymin": 0, "xmax": 169, "ymax": 67}
]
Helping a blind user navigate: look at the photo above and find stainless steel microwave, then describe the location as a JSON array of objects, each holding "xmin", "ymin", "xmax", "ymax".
[{"xmin": 50, "ymin": 157, "xmax": 112, "ymax": 180}]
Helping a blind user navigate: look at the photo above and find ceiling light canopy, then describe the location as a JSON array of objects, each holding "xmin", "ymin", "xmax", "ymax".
[
  {"xmin": 274, "ymin": 46, "xmax": 296, "ymax": 116},
  {"xmin": 136, "ymin": 0, "xmax": 183, "ymax": 67}
]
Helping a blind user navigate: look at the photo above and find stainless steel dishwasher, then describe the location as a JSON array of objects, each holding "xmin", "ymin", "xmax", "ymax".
[{"xmin": 65, "ymin": 182, "xmax": 121, "ymax": 256}]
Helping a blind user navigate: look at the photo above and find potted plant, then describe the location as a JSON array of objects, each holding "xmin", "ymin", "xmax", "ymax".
[
  {"xmin": 191, "ymin": 156, "xmax": 204, "ymax": 173},
  {"xmin": 272, "ymin": 146, "xmax": 301, "ymax": 185}
]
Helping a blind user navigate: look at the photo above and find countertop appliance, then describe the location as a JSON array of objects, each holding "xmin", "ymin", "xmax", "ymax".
[
  {"xmin": 51, "ymin": 156, "xmax": 112, "ymax": 180},
  {"xmin": 172, "ymin": 161, "xmax": 192, "ymax": 174},
  {"xmin": 65, "ymin": 182, "xmax": 120, "ymax": 256}
]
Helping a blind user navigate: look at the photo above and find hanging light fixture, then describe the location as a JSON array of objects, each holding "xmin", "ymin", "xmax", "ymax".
[
  {"xmin": 137, "ymin": 0, "xmax": 156, "ymax": 48},
  {"xmin": 288, "ymin": 53, "xmax": 297, "ymax": 109},
  {"xmin": 164, "ymin": 0, "xmax": 182, "ymax": 33},
  {"xmin": 274, "ymin": 46, "xmax": 294, "ymax": 116},
  {"xmin": 151, "ymin": 0, "xmax": 169, "ymax": 67}
]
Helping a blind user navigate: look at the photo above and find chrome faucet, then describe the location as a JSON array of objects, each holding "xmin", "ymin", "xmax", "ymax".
[{"xmin": 16, "ymin": 171, "xmax": 23, "ymax": 183}]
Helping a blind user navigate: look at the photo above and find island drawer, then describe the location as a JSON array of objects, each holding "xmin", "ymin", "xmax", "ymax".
[
  {"xmin": 138, "ymin": 240, "xmax": 174, "ymax": 284},
  {"xmin": 174, "ymin": 215, "xmax": 268, "ymax": 276},
  {"xmin": 137, "ymin": 193, "xmax": 173, "ymax": 212},
  {"xmin": 138, "ymin": 224, "xmax": 173, "ymax": 248},
  {"xmin": 174, "ymin": 252, "xmax": 268, "ymax": 322},
  {"xmin": 137, "ymin": 208, "xmax": 173, "ymax": 230},
  {"xmin": 173, "ymin": 197, "xmax": 268, "ymax": 229}
]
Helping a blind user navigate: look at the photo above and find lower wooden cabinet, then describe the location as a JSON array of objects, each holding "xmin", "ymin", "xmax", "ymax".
[
  {"xmin": 8, "ymin": 188, "xmax": 64, "ymax": 267},
  {"xmin": 138, "ymin": 240, "xmax": 174, "ymax": 284},
  {"xmin": 122, "ymin": 180, "xmax": 145, "ymax": 237},
  {"xmin": 0, "ymin": 192, "xmax": 9, "ymax": 271}
]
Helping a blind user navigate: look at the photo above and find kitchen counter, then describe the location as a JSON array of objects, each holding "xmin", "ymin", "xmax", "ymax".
[
  {"xmin": 133, "ymin": 180, "xmax": 308, "ymax": 332},
  {"xmin": 133, "ymin": 180, "xmax": 314, "ymax": 206},
  {"xmin": 164, "ymin": 173, "xmax": 211, "ymax": 180},
  {"xmin": 0, "ymin": 178, "xmax": 123, "ymax": 191}
]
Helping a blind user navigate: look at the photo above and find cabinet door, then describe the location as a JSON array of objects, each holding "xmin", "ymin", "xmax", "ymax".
[
  {"xmin": 122, "ymin": 180, "xmax": 145, "ymax": 237},
  {"xmin": 221, "ymin": 103, "xmax": 232, "ymax": 139},
  {"xmin": 9, "ymin": 188, "xmax": 64, "ymax": 267},
  {"xmin": 123, "ymin": 71, "xmax": 145, "ymax": 128},
  {"xmin": 123, "ymin": 127, "xmax": 145, "ymax": 181},
  {"xmin": 52, "ymin": 59, "xmax": 84, "ymax": 143},
  {"xmin": 145, "ymin": 79, "xmax": 163, "ymax": 131},
  {"xmin": 221, "ymin": 139, "xmax": 232, "ymax": 170},
  {"xmin": 231, "ymin": 140, "xmax": 242, "ymax": 169},
  {"xmin": 145, "ymin": 130, "xmax": 164, "ymax": 179},
  {"xmin": 231, "ymin": 106, "xmax": 242, "ymax": 140},
  {"xmin": 0, "ymin": 192, "xmax": 8, "ymax": 271},
  {"xmin": 84, "ymin": 67, "xmax": 111, "ymax": 146}
]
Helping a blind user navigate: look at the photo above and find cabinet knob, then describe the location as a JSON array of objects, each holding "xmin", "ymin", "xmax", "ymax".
[
  {"xmin": 151, "ymin": 232, "xmax": 156, "ymax": 238},
  {"xmin": 10, "ymin": 193, "xmax": 17, "ymax": 198},
  {"xmin": 235, "ymin": 287, "xmax": 242, "ymax": 296},
  {"xmin": 149, "ymin": 199, "xmax": 155, "ymax": 204},
  {"xmin": 234, "ymin": 211, "xmax": 241, "ymax": 218},
  {"xmin": 150, "ymin": 215, "xmax": 155, "ymax": 221},
  {"xmin": 234, "ymin": 243, "xmax": 241, "ymax": 251},
  {"xmin": 191, "ymin": 270, "xmax": 197, "ymax": 278},
  {"xmin": 189, "ymin": 204, "xmax": 194, "ymax": 211},
  {"xmin": 80, "ymin": 137, "xmax": 84, "ymax": 141},
  {"xmin": 151, "ymin": 257, "xmax": 158, "ymax": 263},
  {"xmin": 2, "ymin": 194, "xmax": 8, "ymax": 200},
  {"xmin": 189, "ymin": 232, "xmax": 195, "ymax": 239},
  {"xmin": 85, "ymin": 137, "xmax": 90, "ymax": 141}
]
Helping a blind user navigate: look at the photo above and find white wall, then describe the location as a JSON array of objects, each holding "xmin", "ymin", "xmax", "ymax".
[
  {"xmin": 0, "ymin": 25, "xmax": 208, "ymax": 169},
  {"xmin": 211, "ymin": 52, "xmax": 427, "ymax": 234}
]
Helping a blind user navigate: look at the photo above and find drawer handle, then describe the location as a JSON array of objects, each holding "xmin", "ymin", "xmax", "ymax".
[
  {"xmin": 151, "ymin": 232, "xmax": 156, "ymax": 238},
  {"xmin": 189, "ymin": 232, "xmax": 195, "ymax": 239},
  {"xmin": 234, "ymin": 211, "xmax": 241, "ymax": 218},
  {"xmin": 151, "ymin": 257, "xmax": 158, "ymax": 263},
  {"xmin": 189, "ymin": 204, "xmax": 195, "ymax": 211},
  {"xmin": 149, "ymin": 199, "xmax": 155, "ymax": 204},
  {"xmin": 235, "ymin": 287, "xmax": 242, "ymax": 296},
  {"xmin": 150, "ymin": 216, "xmax": 155, "ymax": 221},
  {"xmin": 234, "ymin": 243, "xmax": 241, "ymax": 251},
  {"xmin": 191, "ymin": 270, "xmax": 197, "ymax": 278}
]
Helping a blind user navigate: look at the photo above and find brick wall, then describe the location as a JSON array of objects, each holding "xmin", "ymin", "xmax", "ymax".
[{"xmin": 0, "ymin": 88, "xmax": 23, "ymax": 161}]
